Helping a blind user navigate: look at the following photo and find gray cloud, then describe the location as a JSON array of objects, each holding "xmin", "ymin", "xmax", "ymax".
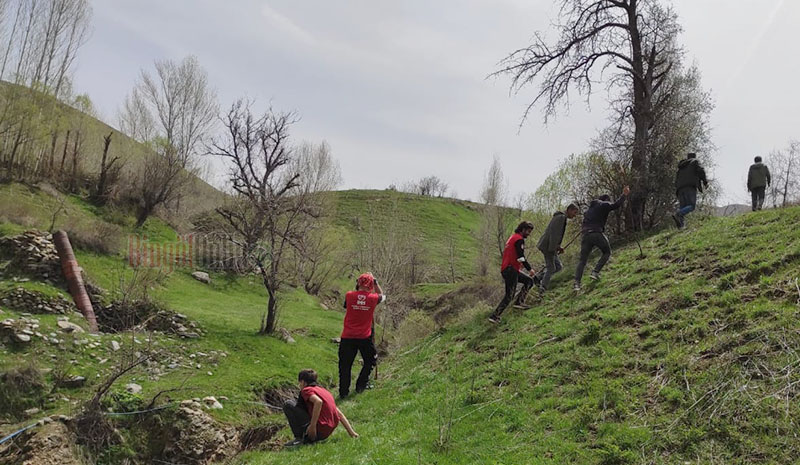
[{"xmin": 73, "ymin": 0, "xmax": 799, "ymax": 205}]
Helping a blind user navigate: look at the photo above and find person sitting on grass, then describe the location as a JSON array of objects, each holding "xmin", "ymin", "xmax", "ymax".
[{"xmin": 282, "ymin": 369, "xmax": 359, "ymax": 447}]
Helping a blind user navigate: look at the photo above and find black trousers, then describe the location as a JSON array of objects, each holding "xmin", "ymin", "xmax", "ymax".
[
  {"xmin": 338, "ymin": 337, "xmax": 377, "ymax": 398},
  {"xmin": 283, "ymin": 399, "xmax": 310, "ymax": 440},
  {"xmin": 575, "ymin": 232, "xmax": 611, "ymax": 283},
  {"xmin": 751, "ymin": 186, "xmax": 766, "ymax": 211},
  {"xmin": 492, "ymin": 266, "xmax": 534, "ymax": 317}
]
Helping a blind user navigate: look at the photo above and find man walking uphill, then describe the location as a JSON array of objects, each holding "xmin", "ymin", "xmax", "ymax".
[
  {"xmin": 488, "ymin": 221, "xmax": 537, "ymax": 324},
  {"xmin": 536, "ymin": 204, "xmax": 579, "ymax": 294},
  {"xmin": 748, "ymin": 156, "xmax": 771, "ymax": 211},
  {"xmin": 672, "ymin": 152, "xmax": 709, "ymax": 228},
  {"xmin": 574, "ymin": 187, "xmax": 630, "ymax": 291},
  {"xmin": 339, "ymin": 273, "xmax": 385, "ymax": 399}
]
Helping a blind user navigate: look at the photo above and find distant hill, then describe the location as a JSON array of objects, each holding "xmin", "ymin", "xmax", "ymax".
[{"xmin": 0, "ymin": 81, "xmax": 227, "ymax": 220}]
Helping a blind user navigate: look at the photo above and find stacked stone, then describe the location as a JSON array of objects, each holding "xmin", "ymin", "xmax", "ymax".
[
  {"xmin": 0, "ymin": 230, "xmax": 62, "ymax": 283},
  {"xmin": 0, "ymin": 316, "xmax": 41, "ymax": 343},
  {"xmin": 0, "ymin": 287, "xmax": 75, "ymax": 314}
]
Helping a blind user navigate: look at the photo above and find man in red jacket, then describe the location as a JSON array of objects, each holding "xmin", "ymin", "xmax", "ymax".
[
  {"xmin": 339, "ymin": 273, "xmax": 386, "ymax": 399},
  {"xmin": 488, "ymin": 221, "xmax": 537, "ymax": 324},
  {"xmin": 282, "ymin": 369, "xmax": 358, "ymax": 446}
]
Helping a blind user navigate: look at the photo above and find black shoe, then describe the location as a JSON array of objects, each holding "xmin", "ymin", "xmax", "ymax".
[
  {"xmin": 512, "ymin": 303, "xmax": 530, "ymax": 310},
  {"xmin": 488, "ymin": 315, "xmax": 501, "ymax": 324},
  {"xmin": 356, "ymin": 383, "xmax": 374, "ymax": 394},
  {"xmin": 284, "ymin": 438, "xmax": 304, "ymax": 447}
]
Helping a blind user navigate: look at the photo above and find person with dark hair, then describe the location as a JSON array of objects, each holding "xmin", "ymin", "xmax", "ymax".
[
  {"xmin": 488, "ymin": 221, "xmax": 538, "ymax": 324},
  {"xmin": 574, "ymin": 187, "xmax": 630, "ymax": 291},
  {"xmin": 535, "ymin": 204, "xmax": 580, "ymax": 294},
  {"xmin": 748, "ymin": 156, "xmax": 771, "ymax": 211},
  {"xmin": 282, "ymin": 369, "xmax": 358, "ymax": 447},
  {"xmin": 339, "ymin": 273, "xmax": 385, "ymax": 399},
  {"xmin": 672, "ymin": 152, "xmax": 709, "ymax": 228}
]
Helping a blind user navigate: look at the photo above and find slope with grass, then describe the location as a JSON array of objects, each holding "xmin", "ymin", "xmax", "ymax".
[{"xmin": 238, "ymin": 207, "xmax": 800, "ymax": 464}]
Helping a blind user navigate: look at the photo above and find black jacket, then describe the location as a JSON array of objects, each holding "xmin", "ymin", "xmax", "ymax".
[
  {"xmin": 675, "ymin": 158, "xmax": 708, "ymax": 193},
  {"xmin": 582, "ymin": 196, "xmax": 625, "ymax": 233}
]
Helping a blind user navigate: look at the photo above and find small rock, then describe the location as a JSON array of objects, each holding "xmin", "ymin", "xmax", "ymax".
[
  {"xmin": 62, "ymin": 376, "xmax": 86, "ymax": 388},
  {"xmin": 320, "ymin": 303, "xmax": 329, "ymax": 310},
  {"xmin": 125, "ymin": 383, "xmax": 142, "ymax": 394},
  {"xmin": 57, "ymin": 320, "xmax": 85, "ymax": 333},
  {"xmin": 191, "ymin": 271, "xmax": 212, "ymax": 284},
  {"xmin": 24, "ymin": 407, "xmax": 40, "ymax": 416},
  {"xmin": 182, "ymin": 332, "xmax": 200, "ymax": 339},
  {"xmin": 202, "ymin": 396, "xmax": 223, "ymax": 409},
  {"xmin": 279, "ymin": 328, "xmax": 296, "ymax": 344},
  {"xmin": 207, "ymin": 371, "xmax": 213, "ymax": 376},
  {"xmin": 13, "ymin": 333, "xmax": 31, "ymax": 343},
  {"xmin": 111, "ymin": 341, "xmax": 121, "ymax": 351}
]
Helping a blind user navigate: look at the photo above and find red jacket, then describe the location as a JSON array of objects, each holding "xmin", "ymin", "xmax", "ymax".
[
  {"xmin": 500, "ymin": 232, "xmax": 531, "ymax": 272},
  {"xmin": 341, "ymin": 291, "xmax": 384, "ymax": 339}
]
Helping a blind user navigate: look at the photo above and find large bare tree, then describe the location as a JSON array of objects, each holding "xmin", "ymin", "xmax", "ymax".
[
  {"xmin": 496, "ymin": 0, "xmax": 681, "ymax": 230},
  {"xmin": 768, "ymin": 142, "xmax": 800, "ymax": 208},
  {"xmin": 210, "ymin": 99, "xmax": 309, "ymax": 335},
  {"xmin": 119, "ymin": 56, "xmax": 217, "ymax": 226}
]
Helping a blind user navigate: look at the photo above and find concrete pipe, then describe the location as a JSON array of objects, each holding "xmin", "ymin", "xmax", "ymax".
[{"xmin": 53, "ymin": 230, "xmax": 98, "ymax": 333}]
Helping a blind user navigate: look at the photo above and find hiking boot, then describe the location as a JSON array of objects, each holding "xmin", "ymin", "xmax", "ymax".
[
  {"xmin": 590, "ymin": 271, "xmax": 600, "ymax": 281},
  {"xmin": 573, "ymin": 282, "xmax": 582, "ymax": 291},
  {"xmin": 284, "ymin": 438, "xmax": 304, "ymax": 448},
  {"xmin": 488, "ymin": 315, "xmax": 501, "ymax": 324},
  {"xmin": 356, "ymin": 383, "xmax": 374, "ymax": 394}
]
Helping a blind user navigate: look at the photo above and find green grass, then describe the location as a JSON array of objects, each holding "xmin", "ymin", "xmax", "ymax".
[
  {"xmin": 4, "ymin": 182, "xmax": 800, "ymax": 464},
  {"xmin": 237, "ymin": 207, "xmax": 800, "ymax": 464}
]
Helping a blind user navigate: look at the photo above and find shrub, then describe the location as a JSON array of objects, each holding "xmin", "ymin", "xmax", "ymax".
[
  {"xmin": 0, "ymin": 365, "xmax": 47, "ymax": 420},
  {"xmin": 394, "ymin": 310, "xmax": 436, "ymax": 348},
  {"xmin": 65, "ymin": 221, "xmax": 123, "ymax": 254}
]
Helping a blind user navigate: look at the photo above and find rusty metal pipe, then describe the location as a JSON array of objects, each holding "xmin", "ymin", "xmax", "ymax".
[{"xmin": 53, "ymin": 230, "xmax": 98, "ymax": 333}]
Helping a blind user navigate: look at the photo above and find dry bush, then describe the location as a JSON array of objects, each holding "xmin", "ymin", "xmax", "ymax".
[
  {"xmin": 64, "ymin": 221, "xmax": 123, "ymax": 254},
  {"xmin": 393, "ymin": 310, "xmax": 436, "ymax": 349},
  {"xmin": 0, "ymin": 365, "xmax": 46, "ymax": 419}
]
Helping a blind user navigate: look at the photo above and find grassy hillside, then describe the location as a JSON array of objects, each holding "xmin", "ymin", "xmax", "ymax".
[
  {"xmin": 238, "ymin": 207, "xmax": 800, "ymax": 464},
  {"xmin": 329, "ymin": 189, "xmax": 521, "ymax": 280},
  {"xmin": 0, "ymin": 81, "xmax": 226, "ymax": 219}
]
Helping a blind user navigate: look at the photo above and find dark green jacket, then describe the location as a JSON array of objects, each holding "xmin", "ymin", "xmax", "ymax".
[
  {"xmin": 675, "ymin": 158, "xmax": 708, "ymax": 193},
  {"xmin": 747, "ymin": 162, "xmax": 771, "ymax": 190},
  {"xmin": 537, "ymin": 211, "xmax": 567, "ymax": 253}
]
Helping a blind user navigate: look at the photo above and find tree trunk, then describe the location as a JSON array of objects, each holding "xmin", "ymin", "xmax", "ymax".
[
  {"xmin": 135, "ymin": 204, "xmax": 152, "ymax": 228},
  {"xmin": 59, "ymin": 130, "xmax": 70, "ymax": 174},
  {"xmin": 95, "ymin": 132, "xmax": 113, "ymax": 203},
  {"xmin": 627, "ymin": 1, "xmax": 651, "ymax": 231},
  {"xmin": 257, "ymin": 264, "xmax": 278, "ymax": 334}
]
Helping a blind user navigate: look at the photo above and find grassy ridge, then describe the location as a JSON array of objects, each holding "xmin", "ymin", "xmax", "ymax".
[{"xmin": 238, "ymin": 207, "xmax": 800, "ymax": 464}]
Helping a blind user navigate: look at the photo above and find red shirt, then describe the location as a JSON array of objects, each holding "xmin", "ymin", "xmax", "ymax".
[
  {"xmin": 501, "ymin": 233, "xmax": 524, "ymax": 271},
  {"xmin": 341, "ymin": 291, "xmax": 383, "ymax": 339},
  {"xmin": 300, "ymin": 385, "xmax": 339, "ymax": 439}
]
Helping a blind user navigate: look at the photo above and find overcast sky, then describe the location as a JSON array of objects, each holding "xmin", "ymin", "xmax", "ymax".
[{"xmin": 73, "ymin": 0, "xmax": 799, "ymax": 205}]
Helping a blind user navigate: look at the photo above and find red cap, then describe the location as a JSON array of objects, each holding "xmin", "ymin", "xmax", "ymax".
[{"xmin": 357, "ymin": 273, "xmax": 374, "ymax": 291}]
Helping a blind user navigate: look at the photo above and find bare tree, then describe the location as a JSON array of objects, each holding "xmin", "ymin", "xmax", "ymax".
[
  {"xmin": 290, "ymin": 141, "xmax": 344, "ymax": 295},
  {"xmin": 120, "ymin": 56, "xmax": 217, "ymax": 226},
  {"xmin": 496, "ymin": 0, "xmax": 682, "ymax": 230},
  {"xmin": 769, "ymin": 142, "xmax": 800, "ymax": 208},
  {"xmin": 92, "ymin": 132, "xmax": 123, "ymax": 204},
  {"xmin": 209, "ymin": 99, "xmax": 307, "ymax": 335},
  {"xmin": 416, "ymin": 175, "xmax": 449, "ymax": 197}
]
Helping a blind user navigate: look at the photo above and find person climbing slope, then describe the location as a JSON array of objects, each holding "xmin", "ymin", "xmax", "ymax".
[
  {"xmin": 747, "ymin": 156, "xmax": 771, "ymax": 211},
  {"xmin": 536, "ymin": 204, "xmax": 579, "ymax": 295},
  {"xmin": 339, "ymin": 273, "xmax": 385, "ymax": 399},
  {"xmin": 672, "ymin": 152, "xmax": 709, "ymax": 228},
  {"xmin": 488, "ymin": 221, "xmax": 538, "ymax": 324},
  {"xmin": 574, "ymin": 187, "xmax": 630, "ymax": 291},
  {"xmin": 282, "ymin": 369, "xmax": 359, "ymax": 446}
]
